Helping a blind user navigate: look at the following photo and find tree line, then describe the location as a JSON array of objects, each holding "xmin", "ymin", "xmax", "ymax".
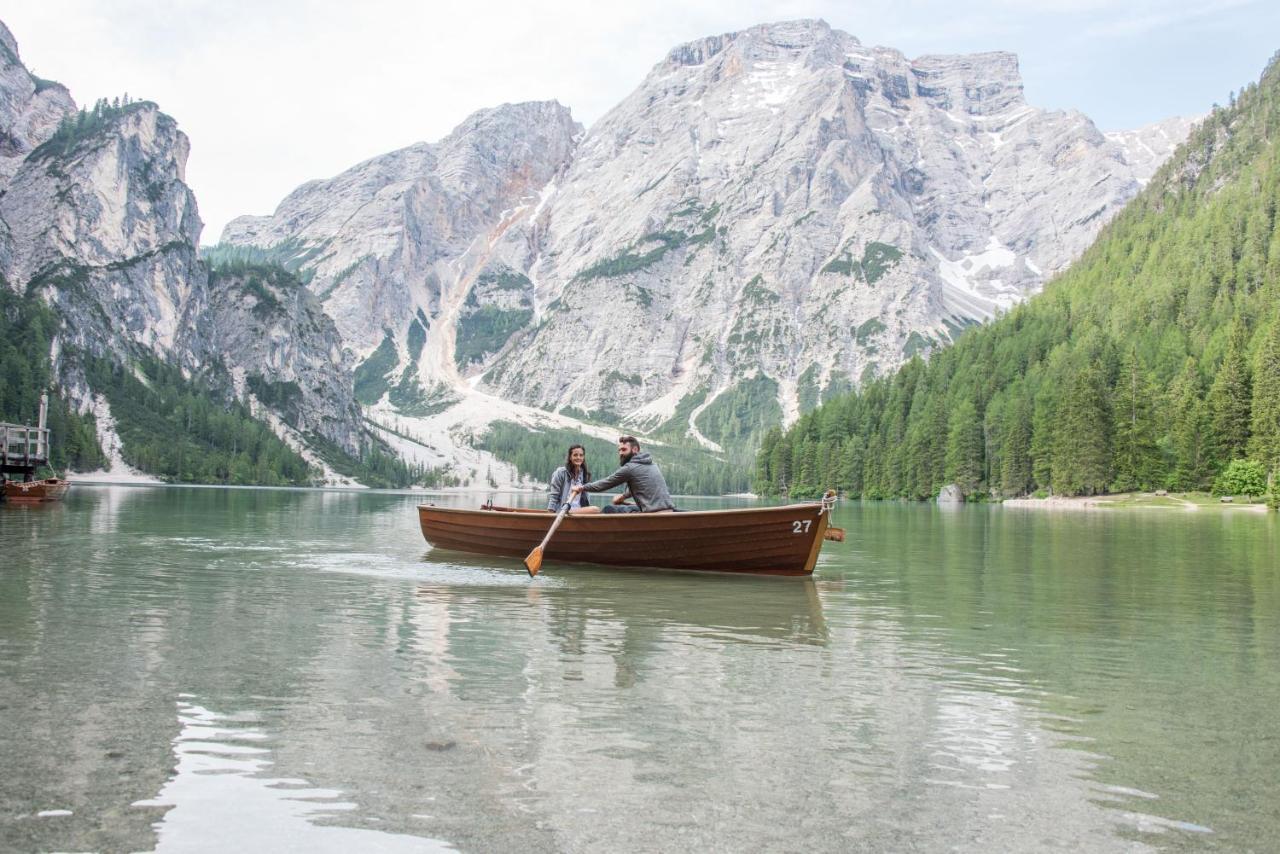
[
  {"xmin": 480, "ymin": 421, "xmax": 750, "ymax": 496},
  {"xmin": 30, "ymin": 94, "xmax": 152, "ymax": 162},
  {"xmin": 757, "ymin": 54, "xmax": 1280, "ymax": 506}
]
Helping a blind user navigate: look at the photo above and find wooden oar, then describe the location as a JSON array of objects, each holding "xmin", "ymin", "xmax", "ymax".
[{"xmin": 524, "ymin": 500, "xmax": 573, "ymax": 577}]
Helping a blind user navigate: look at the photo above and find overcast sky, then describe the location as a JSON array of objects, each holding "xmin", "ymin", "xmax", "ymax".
[{"xmin": 4, "ymin": 1, "xmax": 1276, "ymax": 241}]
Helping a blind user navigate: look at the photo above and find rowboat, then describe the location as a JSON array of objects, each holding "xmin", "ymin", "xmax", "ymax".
[
  {"xmin": 3, "ymin": 477, "xmax": 72, "ymax": 502},
  {"xmin": 418, "ymin": 497, "xmax": 840, "ymax": 577}
]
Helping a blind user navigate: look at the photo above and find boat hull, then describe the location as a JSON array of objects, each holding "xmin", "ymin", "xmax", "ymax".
[
  {"xmin": 418, "ymin": 503, "xmax": 832, "ymax": 576},
  {"xmin": 3, "ymin": 478, "xmax": 71, "ymax": 502}
]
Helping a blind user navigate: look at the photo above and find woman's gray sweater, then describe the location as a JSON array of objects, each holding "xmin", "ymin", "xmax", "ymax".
[{"xmin": 547, "ymin": 466, "xmax": 591, "ymax": 511}]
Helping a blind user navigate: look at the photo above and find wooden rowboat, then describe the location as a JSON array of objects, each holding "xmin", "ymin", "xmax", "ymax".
[
  {"xmin": 418, "ymin": 498, "xmax": 838, "ymax": 577},
  {"xmin": 3, "ymin": 477, "xmax": 71, "ymax": 503}
]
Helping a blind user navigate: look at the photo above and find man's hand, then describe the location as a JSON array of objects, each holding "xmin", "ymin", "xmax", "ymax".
[
  {"xmin": 611, "ymin": 491, "xmax": 632, "ymax": 506},
  {"xmin": 570, "ymin": 485, "xmax": 583, "ymax": 496}
]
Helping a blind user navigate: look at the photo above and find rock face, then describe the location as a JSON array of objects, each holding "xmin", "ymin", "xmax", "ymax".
[
  {"xmin": 1105, "ymin": 115, "xmax": 1199, "ymax": 180},
  {"xmin": 481, "ymin": 20, "xmax": 1192, "ymax": 444},
  {"xmin": 0, "ymin": 21, "xmax": 75, "ymax": 185},
  {"xmin": 0, "ymin": 19, "xmax": 364, "ymax": 457},
  {"xmin": 0, "ymin": 99, "xmax": 207, "ymax": 362},
  {"xmin": 221, "ymin": 19, "xmax": 1192, "ymax": 454},
  {"xmin": 220, "ymin": 101, "xmax": 581, "ymax": 395},
  {"xmin": 206, "ymin": 265, "xmax": 363, "ymax": 452}
]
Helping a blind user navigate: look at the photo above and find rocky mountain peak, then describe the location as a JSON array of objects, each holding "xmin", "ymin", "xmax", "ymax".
[
  {"xmin": 218, "ymin": 98, "xmax": 581, "ymax": 364},
  {"xmin": 473, "ymin": 22, "xmax": 1195, "ymax": 441},
  {"xmin": 1, "ymin": 97, "xmax": 205, "ymax": 361},
  {"xmin": 909, "ymin": 51, "xmax": 1024, "ymax": 116},
  {"xmin": 0, "ymin": 18, "xmax": 76, "ymax": 185},
  {"xmin": 0, "ymin": 20, "xmax": 19, "ymax": 58}
]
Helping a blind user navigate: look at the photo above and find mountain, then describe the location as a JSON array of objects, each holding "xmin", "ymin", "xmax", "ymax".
[
  {"xmin": 3, "ymin": 98, "xmax": 206, "ymax": 363},
  {"xmin": 0, "ymin": 22, "xmax": 372, "ymax": 482},
  {"xmin": 222, "ymin": 19, "xmax": 1193, "ymax": 459},
  {"xmin": 220, "ymin": 101, "xmax": 580, "ymax": 365},
  {"xmin": 3, "ymin": 16, "xmax": 1200, "ymax": 489},
  {"xmin": 758, "ymin": 51, "xmax": 1280, "ymax": 500}
]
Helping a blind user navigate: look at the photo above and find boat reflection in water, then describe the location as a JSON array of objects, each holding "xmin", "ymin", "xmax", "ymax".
[{"xmin": 414, "ymin": 554, "xmax": 830, "ymax": 651}]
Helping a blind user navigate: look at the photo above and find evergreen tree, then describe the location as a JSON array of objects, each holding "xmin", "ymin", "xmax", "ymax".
[
  {"xmin": 837, "ymin": 435, "xmax": 864, "ymax": 496},
  {"xmin": 1000, "ymin": 393, "xmax": 1033, "ymax": 496},
  {"xmin": 1249, "ymin": 315, "xmax": 1280, "ymax": 479},
  {"xmin": 1111, "ymin": 347, "xmax": 1162, "ymax": 491},
  {"xmin": 768, "ymin": 433, "xmax": 793, "ymax": 494},
  {"xmin": 755, "ymin": 427, "xmax": 781, "ymax": 493},
  {"xmin": 1029, "ymin": 387, "xmax": 1057, "ymax": 492},
  {"xmin": 1053, "ymin": 366, "xmax": 1113, "ymax": 495},
  {"xmin": 945, "ymin": 398, "xmax": 984, "ymax": 494},
  {"xmin": 1207, "ymin": 316, "xmax": 1252, "ymax": 466},
  {"xmin": 1167, "ymin": 358, "xmax": 1212, "ymax": 490}
]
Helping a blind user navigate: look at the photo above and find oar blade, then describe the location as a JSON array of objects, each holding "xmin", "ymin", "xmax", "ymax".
[{"xmin": 524, "ymin": 547, "xmax": 544, "ymax": 577}]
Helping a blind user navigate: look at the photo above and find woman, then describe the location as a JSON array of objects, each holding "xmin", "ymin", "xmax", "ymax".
[{"xmin": 547, "ymin": 444, "xmax": 601, "ymax": 513}]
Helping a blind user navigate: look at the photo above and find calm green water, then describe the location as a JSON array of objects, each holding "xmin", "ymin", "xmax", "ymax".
[{"xmin": 1, "ymin": 486, "xmax": 1277, "ymax": 852}]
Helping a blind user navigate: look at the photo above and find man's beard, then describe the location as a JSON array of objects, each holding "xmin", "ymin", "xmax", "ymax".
[{"xmin": 619, "ymin": 451, "xmax": 634, "ymax": 465}]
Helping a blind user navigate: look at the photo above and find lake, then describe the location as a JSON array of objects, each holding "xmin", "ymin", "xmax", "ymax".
[{"xmin": 1, "ymin": 486, "xmax": 1276, "ymax": 851}]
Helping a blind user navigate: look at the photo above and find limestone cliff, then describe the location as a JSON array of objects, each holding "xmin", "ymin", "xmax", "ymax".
[{"xmin": 221, "ymin": 20, "xmax": 1193, "ymax": 453}]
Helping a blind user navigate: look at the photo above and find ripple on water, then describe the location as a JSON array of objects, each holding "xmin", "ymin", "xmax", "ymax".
[{"xmin": 134, "ymin": 698, "xmax": 454, "ymax": 852}]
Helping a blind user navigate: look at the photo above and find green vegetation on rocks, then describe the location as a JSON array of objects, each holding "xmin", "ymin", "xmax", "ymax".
[
  {"xmin": 0, "ymin": 288, "xmax": 104, "ymax": 472},
  {"xmin": 575, "ymin": 230, "xmax": 699, "ymax": 281},
  {"xmin": 406, "ymin": 317, "xmax": 427, "ymax": 362},
  {"xmin": 821, "ymin": 241, "xmax": 902, "ymax": 282},
  {"xmin": 85, "ymin": 355, "xmax": 313, "ymax": 486},
  {"xmin": 29, "ymin": 95, "xmax": 154, "ymax": 162},
  {"xmin": 354, "ymin": 334, "xmax": 398, "ymax": 405},
  {"xmin": 454, "ymin": 305, "xmax": 533, "ymax": 366},
  {"xmin": 695, "ymin": 375, "xmax": 783, "ymax": 447}
]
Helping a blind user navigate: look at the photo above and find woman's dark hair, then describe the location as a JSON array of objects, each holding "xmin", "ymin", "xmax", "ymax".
[{"xmin": 565, "ymin": 444, "xmax": 591, "ymax": 482}]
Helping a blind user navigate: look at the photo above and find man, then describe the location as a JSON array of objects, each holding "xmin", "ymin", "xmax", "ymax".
[{"xmin": 571, "ymin": 436, "xmax": 675, "ymax": 513}]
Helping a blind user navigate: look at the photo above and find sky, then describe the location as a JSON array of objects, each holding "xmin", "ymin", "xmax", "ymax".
[{"xmin": 4, "ymin": 1, "xmax": 1277, "ymax": 242}]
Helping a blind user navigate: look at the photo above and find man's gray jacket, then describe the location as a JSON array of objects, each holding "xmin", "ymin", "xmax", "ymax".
[{"xmin": 581, "ymin": 452, "xmax": 675, "ymax": 511}]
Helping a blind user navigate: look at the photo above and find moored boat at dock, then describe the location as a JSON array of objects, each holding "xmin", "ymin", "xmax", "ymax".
[{"xmin": 3, "ymin": 477, "xmax": 72, "ymax": 503}]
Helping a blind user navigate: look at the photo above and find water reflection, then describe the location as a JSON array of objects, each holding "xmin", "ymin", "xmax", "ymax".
[
  {"xmin": 2, "ymin": 488, "xmax": 1276, "ymax": 851},
  {"xmin": 136, "ymin": 698, "xmax": 453, "ymax": 853}
]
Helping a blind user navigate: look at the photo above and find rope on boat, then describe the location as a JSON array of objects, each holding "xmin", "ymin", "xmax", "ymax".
[
  {"xmin": 10, "ymin": 478, "xmax": 60, "ymax": 492},
  {"xmin": 819, "ymin": 489, "xmax": 837, "ymax": 515}
]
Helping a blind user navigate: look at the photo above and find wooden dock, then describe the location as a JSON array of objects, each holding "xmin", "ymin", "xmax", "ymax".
[
  {"xmin": 1, "ymin": 422, "xmax": 51, "ymax": 474},
  {"xmin": 2, "ymin": 393, "xmax": 72, "ymax": 502}
]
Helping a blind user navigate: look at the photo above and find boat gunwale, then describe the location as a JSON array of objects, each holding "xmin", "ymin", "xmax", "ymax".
[{"xmin": 417, "ymin": 503, "xmax": 824, "ymax": 520}]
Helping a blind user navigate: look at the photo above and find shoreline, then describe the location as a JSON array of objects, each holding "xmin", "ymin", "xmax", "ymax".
[
  {"xmin": 58, "ymin": 479, "xmax": 542, "ymax": 496},
  {"xmin": 1001, "ymin": 493, "xmax": 1271, "ymax": 513}
]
